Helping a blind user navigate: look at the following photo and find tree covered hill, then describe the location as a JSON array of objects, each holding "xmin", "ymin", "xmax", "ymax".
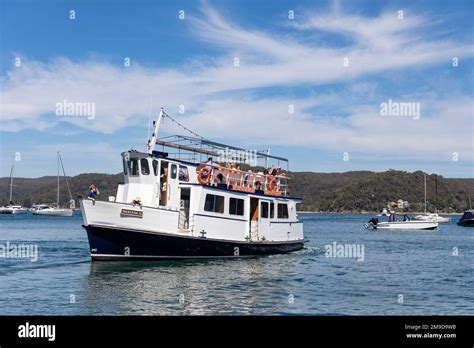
[
  {"xmin": 0, "ymin": 170, "xmax": 472, "ymax": 213},
  {"xmin": 290, "ymin": 170, "xmax": 473, "ymax": 212}
]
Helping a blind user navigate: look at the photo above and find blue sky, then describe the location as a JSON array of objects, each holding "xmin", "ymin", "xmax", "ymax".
[{"xmin": 1, "ymin": 0, "xmax": 473, "ymax": 178}]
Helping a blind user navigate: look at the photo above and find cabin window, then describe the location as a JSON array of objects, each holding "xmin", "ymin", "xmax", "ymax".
[
  {"xmin": 140, "ymin": 159, "xmax": 150, "ymax": 175},
  {"xmin": 179, "ymin": 165, "xmax": 189, "ymax": 182},
  {"xmin": 170, "ymin": 164, "xmax": 177, "ymax": 179},
  {"xmin": 270, "ymin": 202, "xmax": 275, "ymax": 218},
  {"xmin": 204, "ymin": 194, "xmax": 224, "ymax": 214},
  {"xmin": 229, "ymin": 198, "xmax": 244, "ymax": 216},
  {"xmin": 128, "ymin": 159, "xmax": 139, "ymax": 176},
  {"xmin": 277, "ymin": 203, "xmax": 289, "ymax": 219},
  {"xmin": 152, "ymin": 160, "xmax": 159, "ymax": 176},
  {"xmin": 261, "ymin": 202, "xmax": 269, "ymax": 218},
  {"xmin": 122, "ymin": 157, "xmax": 128, "ymax": 175}
]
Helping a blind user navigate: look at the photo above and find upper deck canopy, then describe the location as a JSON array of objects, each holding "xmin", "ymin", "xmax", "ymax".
[{"xmin": 155, "ymin": 134, "xmax": 289, "ymax": 169}]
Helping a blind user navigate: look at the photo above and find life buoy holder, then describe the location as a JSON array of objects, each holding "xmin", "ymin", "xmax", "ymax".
[
  {"xmin": 198, "ymin": 167, "xmax": 211, "ymax": 185},
  {"xmin": 268, "ymin": 178, "xmax": 279, "ymax": 192}
]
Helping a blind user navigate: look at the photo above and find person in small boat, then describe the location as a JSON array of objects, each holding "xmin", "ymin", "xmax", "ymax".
[
  {"xmin": 403, "ymin": 214, "xmax": 410, "ymax": 221},
  {"xmin": 87, "ymin": 185, "xmax": 99, "ymax": 200}
]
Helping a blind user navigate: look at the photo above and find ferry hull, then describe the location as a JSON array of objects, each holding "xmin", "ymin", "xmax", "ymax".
[{"xmin": 84, "ymin": 224, "xmax": 306, "ymax": 260}]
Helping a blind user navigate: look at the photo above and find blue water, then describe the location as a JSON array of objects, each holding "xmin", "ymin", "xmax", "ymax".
[{"xmin": 0, "ymin": 212, "xmax": 472, "ymax": 315}]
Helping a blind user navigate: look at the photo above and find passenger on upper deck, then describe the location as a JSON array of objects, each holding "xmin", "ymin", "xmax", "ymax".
[{"xmin": 205, "ymin": 157, "xmax": 214, "ymax": 173}]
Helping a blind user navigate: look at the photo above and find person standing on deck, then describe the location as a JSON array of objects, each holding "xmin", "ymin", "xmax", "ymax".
[{"xmin": 87, "ymin": 185, "xmax": 99, "ymax": 200}]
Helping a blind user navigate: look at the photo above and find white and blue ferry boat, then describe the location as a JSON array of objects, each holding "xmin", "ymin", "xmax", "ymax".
[{"xmin": 80, "ymin": 109, "xmax": 306, "ymax": 260}]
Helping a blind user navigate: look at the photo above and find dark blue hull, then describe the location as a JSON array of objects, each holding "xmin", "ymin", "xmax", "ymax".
[
  {"xmin": 457, "ymin": 219, "xmax": 474, "ymax": 227},
  {"xmin": 83, "ymin": 224, "xmax": 306, "ymax": 260}
]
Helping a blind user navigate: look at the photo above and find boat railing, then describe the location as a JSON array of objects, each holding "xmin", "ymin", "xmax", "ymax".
[{"xmin": 196, "ymin": 162, "xmax": 289, "ymax": 196}]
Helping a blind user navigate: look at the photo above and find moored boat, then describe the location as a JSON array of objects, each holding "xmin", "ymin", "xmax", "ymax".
[
  {"xmin": 0, "ymin": 160, "xmax": 28, "ymax": 214},
  {"xmin": 414, "ymin": 174, "xmax": 450, "ymax": 223},
  {"xmin": 31, "ymin": 152, "xmax": 75, "ymax": 217},
  {"xmin": 414, "ymin": 213, "xmax": 449, "ymax": 223},
  {"xmin": 364, "ymin": 214, "xmax": 438, "ymax": 230},
  {"xmin": 32, "ymin": 204, "xmax": 73, "ymax": 217},
  {"xmin": 80, "ymin": 108, "xmax": 306, "ymax": 260},
  {"xmin": 457, "ymin": 210, "xmax": 474, "ymax": 227},
  {"xmin": 1, "ymin": 205, "xmax": 29, "ymax": 214}
]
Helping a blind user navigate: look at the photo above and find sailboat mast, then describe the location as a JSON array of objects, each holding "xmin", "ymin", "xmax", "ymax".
[
  {"xmin": 57, "ymin": 151, "xmax": 60, "ymax": 206},
  {"xmin": 424, "ymin": 173, "xmax": 427, "ymax": 214},
  {"xmin": 8, "ymin": 162, "xmax": 14, "ymax": 203},
  {"xmin": 59, "ymin": 153, "xmax": 73, "ymax": 201}
]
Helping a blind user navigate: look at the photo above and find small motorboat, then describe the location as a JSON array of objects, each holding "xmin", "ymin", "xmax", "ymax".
[
  {"xmin": 414, "ymin": 213, "xmax": 450, "ymax": 223},
  {"xmin": 364, "ymin": 214, "xmax": 438, "ymax": 230},
  {"xmin": 457, "ymin": 210, "xmax": 474, "ymax": 227}
]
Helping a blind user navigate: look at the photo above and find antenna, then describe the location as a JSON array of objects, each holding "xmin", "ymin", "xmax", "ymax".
[
  {"xmin": 146, "ymin": 97, "xmax": 153, "ymax": 151},
  {"xmin": 148, "ymin": 108, "xmax": 164, "ymax": 154}
]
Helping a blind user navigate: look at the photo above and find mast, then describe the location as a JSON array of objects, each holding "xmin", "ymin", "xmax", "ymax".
[
  {"xmin": 147, "ymin": 108, "xmax": 164, "ymax": 155},
  {"xmin": 58, "ymin": 152, "xmax": 73, "ymax": 204},
  {"xmin": 424, "ymin": 173, "xmax": 427, "ymax": 214},
  {"xmin": 57, "ymin": 151, "xmax": 60, "ymax": 206},
  {"xmin": 8, "ymin": 161, "xmax": 14, "ymax": 203}
]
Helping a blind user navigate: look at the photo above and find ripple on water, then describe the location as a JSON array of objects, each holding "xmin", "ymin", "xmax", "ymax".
[{"xmin": 0, "ymin": 213, "xmax": 473, "ymax": 315}]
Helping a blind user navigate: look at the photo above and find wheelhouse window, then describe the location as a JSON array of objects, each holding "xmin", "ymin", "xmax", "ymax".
[
  {"xmin": 140, "ymin": 159, "xmax": 150, "ymax": 175},
  {"xmin": 170, "ymin": 164, "xmax": 177, "ymax": 179},
  {"xmin": 152, "ymin": 160, "xmax": 159, "ymax": 176},
  {"xmin": 277, "ymin": 203, "xmax": 289, "ymax": 219},
  {"xmin": 122, "ymin": 157, "xmax": 128, "ymax": 175},
  {"xmin": 261, "ymin": 202, "xmax": 269, "ymax": 218},
  {"xmin": 204, "ymin": 194, "xmax": 224, "ymax": 213},
  {"xmin": 270, "ymin": 202, "xmax": 275, "ymax": 218},
  {"xmin": 128, "ymin": 159, "xmax": 139, "ymax": 176},
  {"xmin": 229, "ymin": 198, "xmax": 244, "ymax": 216},
  {"xmin": 179, "ymin": 165, "xmax": 189, "ymax": 182}
]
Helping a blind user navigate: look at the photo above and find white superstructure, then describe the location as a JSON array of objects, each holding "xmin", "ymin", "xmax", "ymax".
[{"xmin": 81, "ymin": 109, "xmax": 306, "ymax": 260}]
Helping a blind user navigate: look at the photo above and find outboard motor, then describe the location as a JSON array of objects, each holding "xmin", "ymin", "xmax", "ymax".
[{"xmin": 364, "ymin": 218, "xmax": 379, "ymax": 229}]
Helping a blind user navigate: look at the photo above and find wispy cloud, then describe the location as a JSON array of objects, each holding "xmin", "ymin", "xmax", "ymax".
[{"xmin": 1, "ymin": 2, "xmax": 473, "ymax": 171}]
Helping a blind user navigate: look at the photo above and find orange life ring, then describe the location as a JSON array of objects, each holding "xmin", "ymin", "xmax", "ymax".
[
  {"xmin": 268, "ymin": 178, "xmax": 279, "ymax": 191},
  {"xmin": 198, "ymin": 167, "xmax": 211, "ymax": 185}
]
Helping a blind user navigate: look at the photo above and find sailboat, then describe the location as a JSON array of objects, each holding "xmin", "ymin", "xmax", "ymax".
[
  {"xmin": 0, "ymin": 160, "xmax": 29, "ymax": 214},
  {"xmin": 32, "ymin": 152, "xmax": 74, "ymax": 217},
  {"xmin": 414, "ymin": 174, "xmax": 449, "ymax": 223}
]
